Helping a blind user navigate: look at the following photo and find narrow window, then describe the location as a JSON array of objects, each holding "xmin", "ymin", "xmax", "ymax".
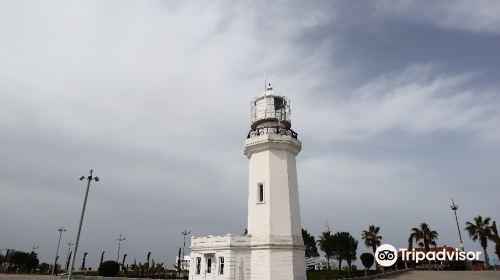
[
  {"xmin": 207, "ymin": 257, "xmax": 212, "ymax": 273},
  {"xmin": 219, "ymin": 257, "xmax": 224, "ymax": 275},
  {"xmin": 258, "ymin": 183, "xmax": 264, "ymax": 203},
  {"xmin": 196, "ymin": 257, "xmax": 201, "ymax": 274}
]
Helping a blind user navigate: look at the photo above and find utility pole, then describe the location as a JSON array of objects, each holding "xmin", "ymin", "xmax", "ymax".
[
  {"xmin": 181, "ymin": 230, "xmax": 190, "ymax": 264},
  {"xmin": 52, "ymin": 226, "xmax": 66, "ymax": 275},
  {"xmin": 68, "ymin": 169, "xmax": 99, "ymax": 280},
  {"xmin": 450, "ymin": 198, "xmax": 464, "ymax": 251},
  {"xmin": 116, "ymin": 235, "xmax": 126, "ymax": 263}
]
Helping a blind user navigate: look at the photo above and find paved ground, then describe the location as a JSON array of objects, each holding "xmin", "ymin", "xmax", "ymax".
[
  {"xmin": 0, "ymin": 275, "xmax": 54, "ymax": 280},
  {"xmin": 386, "ymin": 270, "xmax": 500, "ymax": 280},
  {"xmin": 1, "ymin": 271, "xmax": 500, "ymax": 280}
]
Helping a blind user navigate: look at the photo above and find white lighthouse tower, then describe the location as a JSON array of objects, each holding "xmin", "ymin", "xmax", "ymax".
[
  {"xmin": 245, "ymin": 84, "xmax": 306, "ymax": 279},
  {"xmin": 189, "ymin": 84, "xmax": 306, "ymax": 280}
]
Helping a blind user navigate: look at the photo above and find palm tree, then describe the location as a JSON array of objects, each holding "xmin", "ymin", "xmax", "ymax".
[
  {"xmin": 361, "ymin": 225, "xmax": 382, "ymax": 270},
  {"xmin": 317, "ymin": 231, "xmax": 335, "ymax": 270},
  {"xmin": 490, "ymin": 221, "xmax": 500, "ymax": 260},
  {"xmin": 362, "ymin": 225, "xmax": 383, "ymax": 254},
  {"xmin": 408, "ymin": 223, "xmax": 438, "ymax": 270},
  {"xmin": 408, "ymin": 223, "xmax": 438, "ymax": 250},
  {"xmin": 465, "ymin": 216, "xmax": 492, "ymax": 269}
]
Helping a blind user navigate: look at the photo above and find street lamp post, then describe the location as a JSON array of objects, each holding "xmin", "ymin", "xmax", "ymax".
[
  {"xmin": 68, "ymin": 169, "xmax": 99, "ymax": 280},
  {"xmin": 450, "ymin": 198, "xmax": 464, "ymax": 251},
  {"xmin": 116, "ymin": 235, "xmax": 126, "ymax": 263},
  {"xmin": 52, "ymin": 227, "xmax": 66, "ymax": 275}
]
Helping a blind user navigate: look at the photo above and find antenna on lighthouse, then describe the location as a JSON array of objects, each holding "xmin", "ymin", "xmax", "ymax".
[{"xmin": 264, "ymin": 71, "xmax": 267, "ymax": 92}]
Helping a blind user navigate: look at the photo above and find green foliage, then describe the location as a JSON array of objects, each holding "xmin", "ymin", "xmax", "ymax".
[
  {"xmin": 302, "ymin": 229, "xmax": 319, "ymax": 258},
  {"xmin": 317, "ymin": 230, "xmax": 335, "ymax": 270},
  {"xmin": 98, "ymin": 260, "xmax": 120, "ymax": 277},
  {"xmin": 332, "ymin": 232, "xmax": 358, "ymax": 272},
  {"xmin": 9, "ymin": 251, "xmax": 39, "ymax": 272},
  {"xmin": 465, "ymin": 215, "xmax": 492, "ymax": 269},
  {"xmin": 176, "ymin": 248, "xmax": 182, "ymax": 272},
  {"xmin": 127, "ymin": 258, "xmax": 179, "ymax": 279},
  {"xmin": 360, "ymin": 253, "xmax": 374, "ymax": 270},
  {"xmin": 38, "ymin": 263, "xmax": 51, "ymax": 274},
  {"xmin": 491, "ymin": 221, "xmax": 500, "ymax": 260},
  {"xmin": 361, "ymin": 225, "xmax": 382, "ymax": 270},
  {"xmin": 318, "ymin": 230, "xmax": 358, "ymax": 272},
  {"xmin": 361, "ymin": 225, "xmax": 382, "ymax": 254},
  {"xmin": 408, "ymin": 223, "xmax": 438, "ymax": 250}
]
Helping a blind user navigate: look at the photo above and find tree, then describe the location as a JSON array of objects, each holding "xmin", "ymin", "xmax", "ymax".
[
  {"xmin": 176, "ymin": 247, "xmax": 182, "ymax": 275},
  {"xmin": 465, "ymin": 216, "xmax": 492, "ymax": 269},
  {"xmin": 81, "ymin": 252, "xmax": 87, "ymax": 270},
  {"xmin": 9, "ymin": 251, "xmax": 38, "ymax": 272},
  {"xmin": 98, "ymin": 261, "xmax": 119, "ymax": 277},
  {"xmin": 100, "ymin": 251, "xmax": 105, "ymax": 265},
  {"xmin": 317, "ymin": 231, "xmax": 335, "ymax": 270},
  {"xmin": 302, "ymin": 229, "xmax": 319, "ymax": 258},
  {"xmin": 345, "ymin": 234, "xmax": 358, "ymax": 271},
  {"xmin": 122, "ymin": 254, "xmax": 128, "ymax": 272},
  {"xmin": 408, "ymin": 223, "xmax": 438, "ymax": 270},
  {"xmin": 38, "ymin": 262, "xmax": 50, "ymax": 274},
  {"xmin": 408, "ymin": 223, "xmax": 438, "ymax": 250},
  {"xmin": 332, "ymin": 232, "xmax": 357, "ymax": 272},
  {"xmin": 360, "ymin": 253, "xmax": 374, "ymax": 276},
  {"xmin": 490, "ymin": 221, "xmax": 500, "ymax": 261},
  {"xmin": 361, "ymin": 225, "xmax": 382, "ymax": 270}
]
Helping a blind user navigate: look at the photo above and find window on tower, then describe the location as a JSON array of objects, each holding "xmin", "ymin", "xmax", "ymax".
[
  {"xmin": 206, "ymin": 257, "xmax": 212, "ymax": 273},
  {"xmin": 196, "ymin": 257, "xmax": 201, "ymax": 274},
  {"xmin": 219, "ymin": 257, "xmax": 224, "ymax": 275},
  {"xmin": 258, "ymin": 183, "xmax": 264, "ymax": 203}
]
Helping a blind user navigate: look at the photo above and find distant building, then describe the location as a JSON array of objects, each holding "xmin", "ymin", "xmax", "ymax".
[
  {"xmin": 175, "ymin": 255, "xmax": 190, "ymax": 270},
  {"xmin": 189, "ymin": 85, "xmax": 306, "ymax": 280},
  {"xmin": 305, "ymin": 257, "xmax": 329, "ymax": 271}
]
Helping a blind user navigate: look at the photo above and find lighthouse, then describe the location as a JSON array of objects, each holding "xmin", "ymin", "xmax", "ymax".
[{"xmin": 189, "ymin": 84, "xmax": 306, "ymax": 280}]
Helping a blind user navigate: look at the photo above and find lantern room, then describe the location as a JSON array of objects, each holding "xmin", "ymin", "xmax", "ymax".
[
  {"xmin": 248, "ymin": 83, "xmax": 297, "ymax": 139},
  {"xmin": 250, "ymin": 84, "xmax": 291, "ymax": 129}
]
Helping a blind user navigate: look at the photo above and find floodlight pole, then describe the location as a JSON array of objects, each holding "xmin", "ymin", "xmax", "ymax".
[
  {"xmin": 68, "ymin": 169, "xmax": 99, "ymax": 280},
  {"xmin": 116, "ymin": 235, "xmax": 126, "ymax": 263},
  {"xmin": 450, "ymin": 198, "xmax": 464, "ymax": 251},
  {"xmin": 52, "ymin": 226, "xmax": 66, "ymax": 275}
]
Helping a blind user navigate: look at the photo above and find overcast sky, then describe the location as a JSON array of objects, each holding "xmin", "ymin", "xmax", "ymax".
[{"xmin": 1, "ymin": 0, "xmax": 500, "ymax": 268}]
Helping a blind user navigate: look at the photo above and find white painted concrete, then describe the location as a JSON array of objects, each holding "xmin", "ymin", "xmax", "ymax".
[{"xmin": 189, "ymin": 88, "xmax": 306, "ymax": 280}]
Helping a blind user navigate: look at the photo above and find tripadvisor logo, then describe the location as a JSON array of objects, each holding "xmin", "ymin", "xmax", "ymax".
[
  {"xmin": 374, "ymin": 243, "xmax": 482, "ymax": 267},
  {"xmin": 375, "ymin": 244, "xmax": 398, "ymax": 267}
]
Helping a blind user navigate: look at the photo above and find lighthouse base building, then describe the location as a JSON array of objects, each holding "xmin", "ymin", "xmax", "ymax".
[{"xmin": 189, "ymin": 86, "xmax": 306, "ymax": 280}]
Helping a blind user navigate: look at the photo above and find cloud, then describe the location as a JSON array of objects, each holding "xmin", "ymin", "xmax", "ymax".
[
  {"xmin": 0, "ymin": 0, "xmax": 499, "ymax": 267},
  {"xmin": 298, "ymin": 64, "xmax": 500, "ymax": 143},
  {"xmin": 373, "ymin": 0, "xmax": 500, "ymax": 35}
]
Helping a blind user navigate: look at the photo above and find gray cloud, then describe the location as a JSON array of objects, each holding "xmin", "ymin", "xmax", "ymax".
[{"xmin": 1, "ymin": 0, "xmax": 499, "ymax": 268}]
